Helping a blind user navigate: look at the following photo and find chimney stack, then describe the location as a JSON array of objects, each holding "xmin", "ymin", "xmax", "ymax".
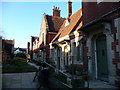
[
  {"xmin": 67, "ymin": 0, "xmax": 72, "ymax": 18},
  {"xmin": 52, "ymin": 6, "xmax": 60, "ymax": 17}
]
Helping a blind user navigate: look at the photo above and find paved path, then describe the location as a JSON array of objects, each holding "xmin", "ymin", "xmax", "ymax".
[
  {"xmin": 28, "ymin": 62, "xmax": 118, "ymax": 89},
  {"xmin": 2, "ymin": 72, "xmax": 117, "ymax": 89},
  {"xmin": 2, "ymin": 62, "xmax": 69, "ymax": 89},
  {"xmin": 28, "ymin": 62, "xmax": 39, "ymax": 69},
  {"xmin": 2, "ymin": 72, "xmax": 38, "ymax": 89},
  {"xmin": 2, "ymin": 62, "xmax": 118, "ymax": 89},
  {"xmin": 89, "ymin": 80, "xmax": 117, "ymax": 89},
  {"xmin": 2, "ymin": 72, "xmax": 68, "ymax": 89}
]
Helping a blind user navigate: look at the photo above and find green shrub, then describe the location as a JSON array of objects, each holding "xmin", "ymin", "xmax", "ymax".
[
  {"xmin": 3, "ymin": 59, "xmax": 37, "ymax": 73},
  {"xmin": 9, "ymin": 59, "xmax": 28, "ymax": 66},
  {"xmin": 15, "ymin": 53, "xmax": 26, "ymax": 59},
  {"xmin": 13, "ymin": 57, "xmax": 27, "ymax": 62}
]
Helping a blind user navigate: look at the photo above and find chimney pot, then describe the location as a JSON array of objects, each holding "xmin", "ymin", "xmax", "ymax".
[
  {"xmin": 52, "ymin": 6, "xmax": 60, "ymax": 17},
  {"xmin": 52, "ymin": 6, "xmax": 55, "ymax": 9},
  {"xmin": 55, "ymin": 7, "xmax": 57, "ymax": 9}
]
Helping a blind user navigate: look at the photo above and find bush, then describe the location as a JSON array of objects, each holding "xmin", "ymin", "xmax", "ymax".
[
  {"xmin": 13, "ymin": 57, "xmax": 27, "ymax": 62},
  {"xmin": 8, "ymin": 57, "xmax": 28, "ymax": 66},
  {"xmin": 15, "ymin": 53, "xmax": 26, "ymax": 59},
  {"xmin": 9, "ymin": 59, "xmax": 28, "ymax": 66},
  {"xmin": 3, "ymin": 57, "xmax": 37, "ymax": 73}
]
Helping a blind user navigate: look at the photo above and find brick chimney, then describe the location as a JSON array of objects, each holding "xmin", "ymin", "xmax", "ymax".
[
  {"xmin": 52, "ymin": 6, "xmax": 60, "ymax": 17},
  {"xmin": 67, "ymin": 0, "xmax": 72, "ymax": 17}
]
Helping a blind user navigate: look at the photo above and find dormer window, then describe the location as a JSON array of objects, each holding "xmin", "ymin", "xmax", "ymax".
[{"xmin": 65, "ymin": 19, "xmax": 70, "ymax": 27}]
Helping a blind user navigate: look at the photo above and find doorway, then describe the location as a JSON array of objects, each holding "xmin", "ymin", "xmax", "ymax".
[{"xmin": 96, "ymin": 34, "xmax": 108, "ymax": 81}]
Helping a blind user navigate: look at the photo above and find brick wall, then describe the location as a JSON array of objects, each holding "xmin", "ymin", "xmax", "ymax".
[
  {"xmin": 114, "ymin": 18, "xmax": 120, "ymax": 88},
  {"xmin": 82, "ymin": 2, "xmax": 119, "ymax": 24},
  {"xmin": 82, "ymin": 2, "xmax": 120, "ymax": 87},
  {"xmin": 45, "ymin": 33, "xmax": 57, "ymax": 59}
]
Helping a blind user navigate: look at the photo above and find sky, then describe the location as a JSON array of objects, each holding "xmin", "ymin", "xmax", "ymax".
[{"xmin": 1, "ymin": 0, "xmax": 81, "ymax": 48}]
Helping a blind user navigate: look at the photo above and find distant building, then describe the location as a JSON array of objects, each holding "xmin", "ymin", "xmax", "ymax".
[
  {"xmin": 29, "ymin": 36, "xmax": 39, "ymax": 61},
  {"xmin": 14, "ymin": 47, "xmax": 27, "ymax": 54},
  {"xmin": 29, "ymin": 6, "xmax": 65, "ymax": 62},
  {"xmin": 27, "ymin": 42, "xmax": 30, "ymax": 59},
  {"xmin": 2, "ymin": 38, "xmax": 14, "ymax": 63}
]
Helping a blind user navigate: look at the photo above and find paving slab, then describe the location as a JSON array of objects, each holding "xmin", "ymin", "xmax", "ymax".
[
  {"xmin": 2, "ymin": 72, "xmax": 37, "ymax": 89},
  {"xmin": 89, "ymin": 80, "xmax": 117, "ymax": 89},
  {"xmin": 3, "ymin": 62, "xmax": 117, "ymax": 90}
]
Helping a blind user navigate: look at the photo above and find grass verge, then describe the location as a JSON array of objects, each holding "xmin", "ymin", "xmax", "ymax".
[{"xmin": 2, "ymin": 59, "xmax": 37, "ymax": 73}]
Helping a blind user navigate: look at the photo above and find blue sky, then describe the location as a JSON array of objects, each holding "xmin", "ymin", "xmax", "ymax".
[{"xmin": 1, "ymin": 1, "xmax": 81, "ymax": 48}]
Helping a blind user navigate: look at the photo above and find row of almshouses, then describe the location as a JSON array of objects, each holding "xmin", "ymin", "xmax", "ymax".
[{"xmin": 30, "ymin": 2, "xmax": 120, "ymax": 88}]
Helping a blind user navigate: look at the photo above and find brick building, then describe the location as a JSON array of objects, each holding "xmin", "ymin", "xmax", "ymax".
[
  {"xmin": 50, "ymin": 7, "xmax": 83, "ymax": 71},
  {"xmin": 80, "ymin": 1, "xmax": 120, "ymax": 87},
  {"xmin": 29, "ymin": 36, "xmax": 39, "ymax": 61},
  {"xmin": 28, "ymin": 0, "xmax": 120, "ymax": 88},
  {"xmin": 29, "ymin": 7, "xmax": 65, "ymax": 63},
  {"xmin": 2, "ymin": 39, "xmax": 14, "ymax": 63}
]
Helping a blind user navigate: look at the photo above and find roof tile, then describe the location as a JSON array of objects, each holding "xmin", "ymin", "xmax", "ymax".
[{"xmin": 51, "ymin": 8, "xmax": 82, "ymax": 43}]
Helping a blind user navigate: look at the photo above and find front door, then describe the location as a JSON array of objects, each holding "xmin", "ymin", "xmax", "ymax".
[{"xmin": 96, "ymin": 35, "xmax": 108, "ymax": 81}]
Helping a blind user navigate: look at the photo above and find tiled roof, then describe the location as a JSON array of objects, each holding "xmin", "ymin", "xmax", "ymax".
[
  {"xmin": 3, "ymin": 39, "xmax": 14, "ymax": 44},
  {"xmin": 51, "ymin": 8, "xmax": 82, "ymax": 43},
  {"xmin": 46, "ymin": 15, "xmax": 65, "ymax": 32}
]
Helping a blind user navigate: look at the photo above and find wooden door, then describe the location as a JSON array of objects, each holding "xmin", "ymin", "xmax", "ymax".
[{"xmin": 96, "ymin": 35, "xmax": 108, "ymax": 81}]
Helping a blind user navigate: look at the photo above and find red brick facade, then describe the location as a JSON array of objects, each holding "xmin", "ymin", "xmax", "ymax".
[
  {"xmin": 82, "ymin": 2, "xmax": 119, "ymax": 24},
  {"xmin": 82, "ymin": 2, "xmax": 120, "ymax": 87}
]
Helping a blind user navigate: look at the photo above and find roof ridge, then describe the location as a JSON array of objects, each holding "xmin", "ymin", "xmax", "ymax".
[
  {"xmin": 69, "ymin": 8, "xmax": 82, "ymax": 18},
  {"xmin": 46, "ymin": 14, "xmax": 65, "ymax": 19}
]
